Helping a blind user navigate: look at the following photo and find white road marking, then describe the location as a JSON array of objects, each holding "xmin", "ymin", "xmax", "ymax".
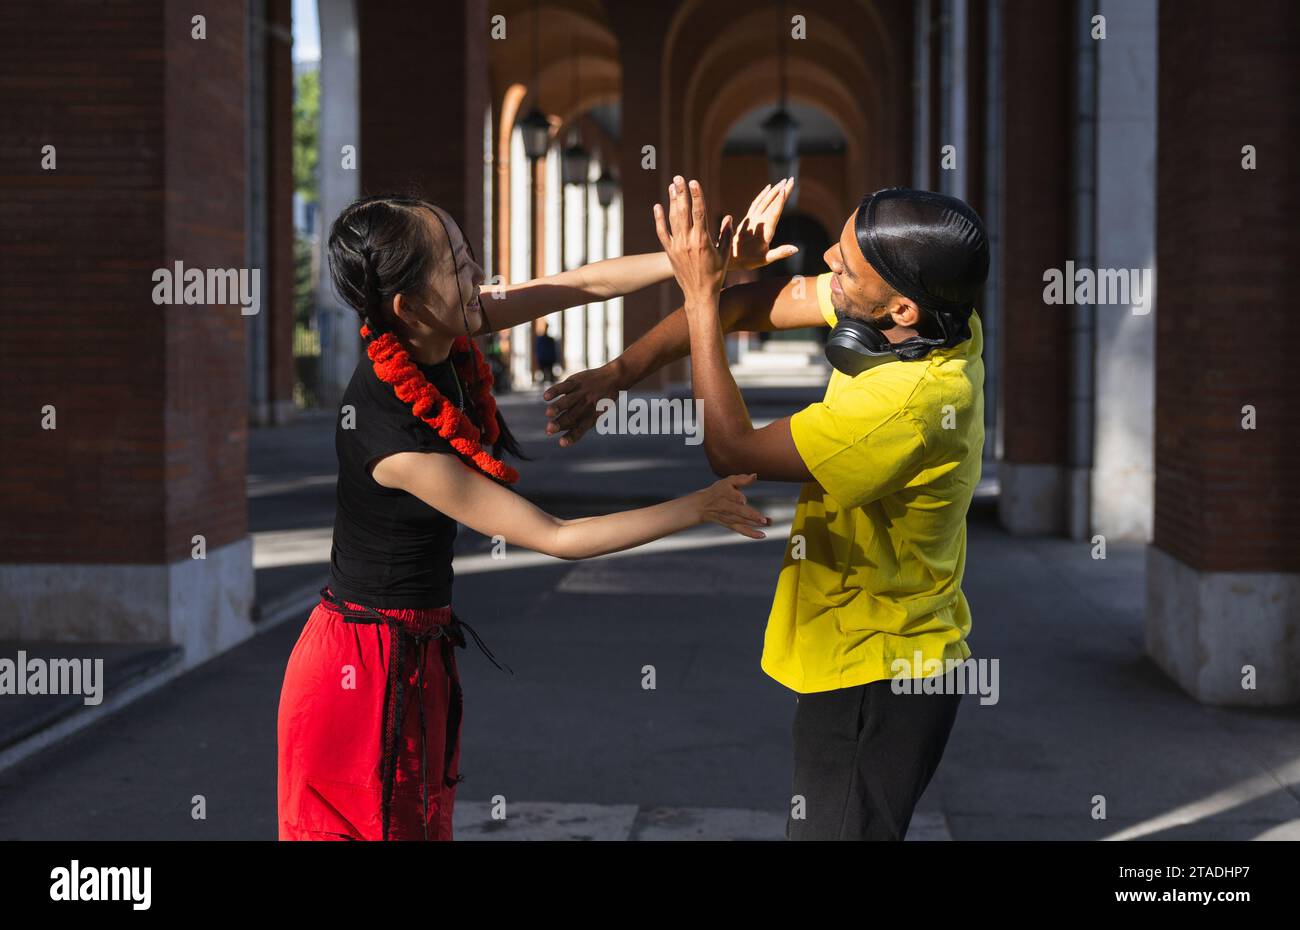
[{"xmin": 452, "ymin": 800, "xmax": 952, "ymax": 841}]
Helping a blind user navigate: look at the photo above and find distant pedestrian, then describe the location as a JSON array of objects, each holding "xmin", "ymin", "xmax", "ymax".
[{"xmin": 535, "ymin": 322, "xmax": 558, "ymax": 384}]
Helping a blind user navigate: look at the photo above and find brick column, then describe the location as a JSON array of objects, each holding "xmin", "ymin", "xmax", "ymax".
[
  {"xmin": 1147, "ymin": 0, "xmax": 1300, "ymax": 705},
  {"xmin": 266, "ymin": 0, "xmax": 296, "ymax": 423},
  {"xmin": 0, "ymin": 1, "xmax": 254, "ymax": 661},
  {"xmin": 358, "ymin": 0, "xmax": 487, "ymax": 251},
  {"xmin": 995, "ymin": 0, "xmax": 1071, "ymax": 534}
]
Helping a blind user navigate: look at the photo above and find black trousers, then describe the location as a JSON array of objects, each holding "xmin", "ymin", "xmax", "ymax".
[{"xmin": 788, "ymin": 675, "xmax": 963, "ymax": 841}]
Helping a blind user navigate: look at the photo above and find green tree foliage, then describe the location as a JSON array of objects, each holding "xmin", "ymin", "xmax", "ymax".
[
  {"xmin": 294, "ymin": 68, "xmax": 320, "ymax": 204},
  {"xmin": 294, "ymin": 234, "xmax": 315, "ymax": 326}
]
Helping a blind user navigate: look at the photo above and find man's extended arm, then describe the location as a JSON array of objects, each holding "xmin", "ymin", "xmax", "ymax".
[
  {"xmin": 544, "ymin": 275, "xmax": 825, "ymax": 446},
  {"xmin": 651, "ymin": 179, "xmax": 813, "ymax": 482},
  {"xmin": 680, "ymin": 285, "xmax": 814, "ymax": 481}
]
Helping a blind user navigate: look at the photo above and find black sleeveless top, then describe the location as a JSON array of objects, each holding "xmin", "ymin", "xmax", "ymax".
[{"xmin": 328, "ymin": 353, "xmax": 481, "ymax": 609}]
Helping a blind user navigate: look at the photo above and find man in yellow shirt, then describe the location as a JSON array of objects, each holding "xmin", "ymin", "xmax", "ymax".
[{"xmin": 547, "ymin": 181, "xmax": 989, "ymax": 840}]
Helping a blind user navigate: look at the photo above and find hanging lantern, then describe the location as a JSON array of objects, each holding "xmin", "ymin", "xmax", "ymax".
[
  {"xmin": 762, "ymin": 107, "xmax": 800, "ymax": 164},
  {"xmin": 560, "ymin": 39, "xmax": 591, "ymax": 186},
  {"xmin": 519, "ymin": 107, "xmax": 551, "ymax": 162},
  {"xmin": 520, "ymin": 0, "xmax": 549, "ymax": 162},
  {"xmin": 562, "ymin": 136, "xmax": 591, "ymax": 186},
  {"xmin": 594, "ymin": 168, "xmax": 619, "ymax": 208},
  {"xmin": 764, "ymin": 0, "xmax": 800, "ymax": 189}
]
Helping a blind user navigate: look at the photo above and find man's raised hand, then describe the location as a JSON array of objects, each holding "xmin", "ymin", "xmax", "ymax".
[{"xmin": 653, "ymin": 176, "xmax": 733, "ymax": 306}]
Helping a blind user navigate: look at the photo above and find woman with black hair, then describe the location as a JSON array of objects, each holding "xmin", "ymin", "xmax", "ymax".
[{"xmin": 277, "ymin": 186, "xmax": 795, "ymax": 841}]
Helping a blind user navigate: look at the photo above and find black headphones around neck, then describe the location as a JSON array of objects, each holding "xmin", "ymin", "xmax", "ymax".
[{"xmin": 824, "ymin": 313, "xmax": 954, "ymax": 375}]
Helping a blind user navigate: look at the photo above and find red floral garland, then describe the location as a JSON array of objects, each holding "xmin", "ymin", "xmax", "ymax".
[{"xmin": 362, "ymin": 325, "xmax": 519, "ymax": 484}]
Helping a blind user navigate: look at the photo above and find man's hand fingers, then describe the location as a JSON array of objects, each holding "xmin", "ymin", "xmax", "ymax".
[
  {"xmin": 557, "ymin": 421, "xmax": 592, "ymax": 448},
  {"xmin": 547, "ymin": 413, "xmax": 575, "ymax": 433},
  {"xmin": 669, "ymin": 176, "xmax": 689, "ymax": 234},
  {"xmin": 544, "ymin": 392, "xmax": 577, "ymax": 420},
  {"xmin": 543, "ymin": 387, "xmax": 578, "ymax": 413},
  {"xmin": 542, "ymin": 378, "xmax": 577, "ymax": 402},
  {"xmin": 689, "ymin": 179, "xmax": 708, "ymax": 232},
  {"xmin": 549, "ymin": 390, "xmax": 601, "ymax": 430}
]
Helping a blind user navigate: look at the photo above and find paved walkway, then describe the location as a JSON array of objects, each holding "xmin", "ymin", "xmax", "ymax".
[{"xmin": 0, "ymin": 385, "xmax": 1297, "ymax": 840}]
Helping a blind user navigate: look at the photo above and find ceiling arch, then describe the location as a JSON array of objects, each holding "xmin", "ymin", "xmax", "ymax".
[{"xmin": 661, "ymin": 0, "xmax": 908, "ymax": 208}]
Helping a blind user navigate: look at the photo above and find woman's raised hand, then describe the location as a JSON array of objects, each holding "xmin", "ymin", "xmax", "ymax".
[{"xmin": 731, "ymin": 178, "xmax": 799, "ymax": 270}]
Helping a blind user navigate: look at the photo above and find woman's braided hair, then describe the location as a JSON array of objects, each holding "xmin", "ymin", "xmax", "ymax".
[{"xmin": 326, "ymin": 194, "xmax": 525, "ymax": 461}]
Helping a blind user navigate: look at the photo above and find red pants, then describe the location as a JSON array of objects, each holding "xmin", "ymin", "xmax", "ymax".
[{"xmin": 277, "ymin": 594, "xmax": 462, "ymax": 841}]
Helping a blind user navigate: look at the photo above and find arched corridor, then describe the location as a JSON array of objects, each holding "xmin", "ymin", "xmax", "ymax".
[{"xmin": 0, "ymin": 0, "xmax": 1297, "ymax": 850}]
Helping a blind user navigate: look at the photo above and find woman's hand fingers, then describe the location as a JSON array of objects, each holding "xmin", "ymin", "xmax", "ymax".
[
  {"xmin": 757, "ymin": 178, "xmax": 793, "ymax": 233},
  {"xmin": 721, "ymin": 521, "xmax": 767, "ymax": 540},
  {"xmin": 652, "ymin": 202, "xmax": 671, "ymax": 252},
  {"xmin": 716, "ymin": 213, "xmax": 734, "ymax": 259},
  {"xmin": 700, "ymin": 473, "xmax": 769, "ymax": 537},
  {"xmin": 761, "ymin": 178, "xmax": 788, "ymax": 214},
  {"xmin": 727, "ymin": 501, "xmax": 769, "ymax": 527}
]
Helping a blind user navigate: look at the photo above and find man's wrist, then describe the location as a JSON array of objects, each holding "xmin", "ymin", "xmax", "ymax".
[
  {"xmin": 683, "ymin": 290, "xmax": 722, "ymax": 316},
  {"xmin": 606, "ymin": 353, "xmax": 633, "ymax": 388}
]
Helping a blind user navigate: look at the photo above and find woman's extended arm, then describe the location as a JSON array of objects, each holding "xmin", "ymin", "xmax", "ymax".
[
  {"xmin": 475, "ymin": 252, "xmax": 673, "ymax": 335},
  {"xmin": 474, "ymin": 180, "xmax": 797, "ymax": 336},
  {"xmin": 370, "ymin": 452, "xmax": 769, "ymax": 560}
]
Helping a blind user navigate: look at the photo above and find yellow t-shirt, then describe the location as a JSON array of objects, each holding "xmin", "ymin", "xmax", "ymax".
[{"xmin": 761, "ymin": 272, "xmax": 985, "ymax": 693}]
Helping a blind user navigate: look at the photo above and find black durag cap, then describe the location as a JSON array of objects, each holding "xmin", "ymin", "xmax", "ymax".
[{"xmin": 853, "ymin": 187, "xmax": 990, "ymax": 348}]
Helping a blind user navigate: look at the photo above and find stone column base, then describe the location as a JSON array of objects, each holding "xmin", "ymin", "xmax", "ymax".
[
  {"xmin": 997, "ymin": 462, "xmax": 1066, "ymax": 535},
  {"xmin": 1146, "ymin": 545, "xmax": 1300, "ymax": 706},
  {"xmin": 0, "ymin": 536, "xmax": 255, "ymax": 670}
]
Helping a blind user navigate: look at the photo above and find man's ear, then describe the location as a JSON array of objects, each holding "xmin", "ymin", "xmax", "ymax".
[{"xmin": 889, "ymin": 296, "xmax": 922, "ymax": 329}]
